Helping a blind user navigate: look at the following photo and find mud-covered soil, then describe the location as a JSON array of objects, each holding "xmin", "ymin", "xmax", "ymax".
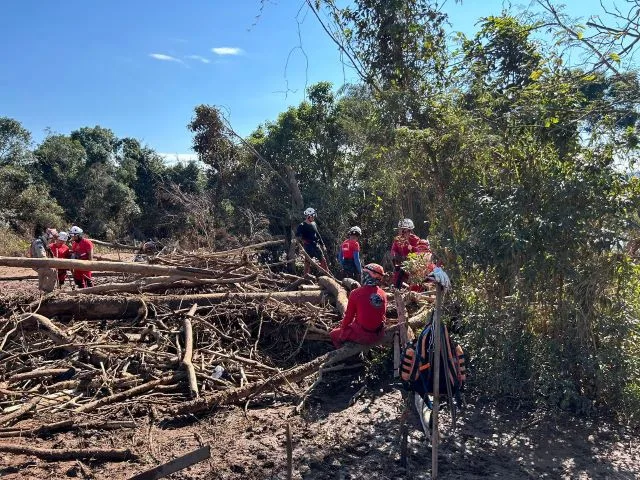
[{"xmin": 0, "ymin": 375, "xmax": 637, "ymax": 480}]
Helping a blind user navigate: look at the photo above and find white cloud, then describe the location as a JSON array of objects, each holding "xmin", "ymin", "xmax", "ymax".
[
  {"xmin": 149, "ymin": 53, "xmax": 182, "ymax": 63},
  {"xmin": 187, "ymin": 55, "xmax": 211, "ymax": 64},
  {"xmin": 211, "ymin": 47, "xmax": 244, "ymax": 56},
  {"xmin": 159, "ymin": 153, "xmax": 199, "ymax": 164}
]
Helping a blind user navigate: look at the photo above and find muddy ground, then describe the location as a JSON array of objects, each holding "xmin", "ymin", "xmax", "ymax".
[
  {"xmin": 1, "ymin": 272, "xmax": 638, "ymax": 479},
  {"xmin": 1, "ymin": 372, "xmax": 638, "ymax": 480}
]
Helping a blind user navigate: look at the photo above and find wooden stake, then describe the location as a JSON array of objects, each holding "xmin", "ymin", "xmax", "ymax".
[
  {"xmin": 431, "ymin": 284, "xmax": 444, "ymax": 480},
  {"xmin": 127, "ymin": 445, "xmax": 211, "ymax": 480},
  {"xmin": 286, "ymin": 422, "xmax": 293, "ymax": 480}
]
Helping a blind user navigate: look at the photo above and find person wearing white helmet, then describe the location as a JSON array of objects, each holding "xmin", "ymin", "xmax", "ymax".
[
  {"xmin": 69, "ymin": 225, "xmax": 94, "ymax": 288},
  {"xmin": 28, "ymin": 226, "xmax": 57, "ymax": 292},
  {"xmin": 295, "ymin": 207, "xmax": 329, "ymax": 275},
  {"xmin": 391, "ymin": 218, "xmax": 420, "ymax": 288},
  {"xmin": 49, "ymin": 231, "xmax": 71, "ymax": 288},
  {"xmin": 338, "ymin": 226, "xmax": 363, "ymax": 280}
]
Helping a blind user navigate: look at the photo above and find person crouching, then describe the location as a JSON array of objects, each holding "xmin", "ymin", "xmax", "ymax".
[{"xmin": 330, "ymin": 263, "xmax": 387, "ymax": 349}]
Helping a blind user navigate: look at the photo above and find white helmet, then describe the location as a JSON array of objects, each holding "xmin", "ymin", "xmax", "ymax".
[
  {"xmin": 45, "ymin": 228, "xmax": 58, "ymax": 239},
  {"xmin": 398, "ymin": 218, "xmax": 415, "ymax": 230},
  {"xmin": 69, "ymin": 226, "xmax": 83, "ymax": 235},
  {"xmin": 348, "ymin": 226, "xmax": 362, "ymax": 236},
  {"xmin": 57, "ymin": 231, "xmax": 69, "ymax": 242},
  {"xmin": 303, "ymin": 207, "xmax": 316, "ymax": 217}
]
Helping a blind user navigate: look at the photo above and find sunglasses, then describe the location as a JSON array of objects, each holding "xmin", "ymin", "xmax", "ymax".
[{"xmin": 400, "ymin": 229, "xmax": 410, "ymax": 234}]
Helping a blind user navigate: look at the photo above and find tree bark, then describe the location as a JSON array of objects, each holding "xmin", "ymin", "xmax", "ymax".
[
  {"xmin": 181, "ymin": 305, "xmax": 199, "ymax": 398},
  {"xmin": 0, "ymin": 443, "xmax": 136, "ymax": 461},
  {"xmin": 0, "ymin": 398, "xmax": 40, "ymax": 427},
  {"xmin": 34, "ymin": 290, "xmax": 324, "ymax": 320},
  {"xmin": 0, "ymin": 420, "xmax": 135, "ymax": 439},
  {"xmin": 64, "ymin": 273, "xmax": 258, "ymax": 296},
  {"xmin": 0, "ymin": 257, "xmax": 219, "ymax": 279},
  {"xmin": 317, "ymin": 276, "xmax": 349, "ymax": 317}
]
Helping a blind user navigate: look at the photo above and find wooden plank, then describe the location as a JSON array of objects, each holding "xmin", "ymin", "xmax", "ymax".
[{"xmin": 128, "ymin": 445, "xmax": 211, "ymax": 480}]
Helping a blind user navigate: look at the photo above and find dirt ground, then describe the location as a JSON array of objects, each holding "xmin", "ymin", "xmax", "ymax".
[
  {"xmin": 1, "ymin": 265, "xmax": 638, "ymax": 480},
  {"xmin": 1, "ymin": 376, "xmax": 638, "ymax": 480}
]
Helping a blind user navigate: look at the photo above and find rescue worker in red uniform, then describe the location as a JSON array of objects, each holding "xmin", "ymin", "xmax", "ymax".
[
  {"xmin": 391, "ymin": 218, "xmax": 421, "ymax": 288},
  {"xmin": 330, "ymin": 263, "xmax": 387, "ymax": 349},
  {"xmin": 295, "ymin": 207, "xmax": 329, "ymax": 275},
  {"xmin": 49, "ymin": 231, "xmax": 70, "ymax": 287},
  {"xmin": 338, "ymin": 226, "xmax": 362, "ymax": 280},
  {"xmin": 69, "ymin": 226, "xmax": 94, "ymax": 288}
]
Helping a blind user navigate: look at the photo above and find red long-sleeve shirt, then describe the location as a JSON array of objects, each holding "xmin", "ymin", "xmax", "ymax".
[
  {"xmin": 49, "ymin": 243, "xmax": 70, "ymax": 259},
  {"xmin": 391, "ymin": 233, "xmax": 420, "ymax": 259},
  {"xmin": 340, "ymin": 285, "xmax": 387, "ymax": 331}
]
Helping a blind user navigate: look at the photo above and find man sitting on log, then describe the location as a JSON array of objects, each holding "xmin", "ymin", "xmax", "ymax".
[{"xmin": 330, "ymin": 263, "xmax": 387, "ymax": 349}]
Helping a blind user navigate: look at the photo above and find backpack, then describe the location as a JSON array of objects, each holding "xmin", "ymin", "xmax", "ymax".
[{"xmin": 400, "ymin": 312, "xmax": 466, "ymax": 419}]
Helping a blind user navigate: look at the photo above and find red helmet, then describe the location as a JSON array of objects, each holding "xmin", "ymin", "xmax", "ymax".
[
  {"xmin": 363, "ymin": 263, "xmax": 385, "ymax": 280},
  {"xmin": 415, "ymin": 239, "xmax": 430, "ymax": 253}
]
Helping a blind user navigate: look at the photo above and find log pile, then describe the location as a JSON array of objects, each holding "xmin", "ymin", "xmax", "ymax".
[{"xmin": 0, "ymin": 239, "xmax": 433, "ymax": 466}]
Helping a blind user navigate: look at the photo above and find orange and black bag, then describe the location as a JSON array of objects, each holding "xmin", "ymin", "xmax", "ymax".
[{"xmin": 401, "ymin": 313, "xmax": 466, "ymax": 400}]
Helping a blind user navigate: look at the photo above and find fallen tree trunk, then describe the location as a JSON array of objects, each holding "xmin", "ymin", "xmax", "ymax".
[
  {"xmin": 0, "ymin": 443, "xmax": 136, "ymax": 461},
  {"xmin": 164, "ymin": 342, "xmax": 369, "ymax": 416},
  {"xmin": 0, "ymin": 257, "xmax": 219, "ymax": 279},
  {"xmin": 65, "ymin": 272, "xmax": 258, "ymax": 296},
  {"xmin": 0, "ymin": 272, "xmax": 125, "ymax": 281},
  {"xmin": 35, "ymin": 290, "xmax": 325, "ymax": 320},
  {"xmin": 317, "ymin": 277, "xmax": 349, "ymax": 317},
  {"xmin": 0, "ymin": 420, "xmax": 135, "ymax": 439}
]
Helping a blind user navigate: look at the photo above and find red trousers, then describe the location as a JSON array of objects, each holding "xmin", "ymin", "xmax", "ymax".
[{"xmin": 330, "ymin": 322, "xmax": 385, "ymax": 349}]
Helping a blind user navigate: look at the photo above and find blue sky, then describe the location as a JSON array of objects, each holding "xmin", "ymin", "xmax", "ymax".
[{"xmin": 0, "ymin": 0, "xmax": 608, "ymax": 161}]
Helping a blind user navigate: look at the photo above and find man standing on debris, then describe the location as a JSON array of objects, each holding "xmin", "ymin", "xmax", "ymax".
[
  {"xmin": 28, "ymin": 227, "xmax": 58, "ymax": 292},
  {"xmin": 338, "ymin": 226, "xmax": 362, "ymax": 280},
  {"xmin": 296, "ymin": 207, "xmax": 329, "ymax": 275},
  {"xmin": 69, "ymin": 225, "xmax": 94, "ymax": 288},
  {"xmin": 49, "ymin": 231, "xmax": 70, "ymax": 287},
  {"xmin": 391, "ymin": 218, "xmax": 421, "ymax": 289},
  {"xmin": 330, "ymin": 263, "xmax": 387, "ymax": 349}
]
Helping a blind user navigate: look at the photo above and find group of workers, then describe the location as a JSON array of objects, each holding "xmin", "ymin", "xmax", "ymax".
[
  {"xmin": 295, "ymin": 208, "xmax": 450, "ymax": 350},
  {"xmin": 29, "ymin": 226, "xmax": 94, "ymax": 292}
]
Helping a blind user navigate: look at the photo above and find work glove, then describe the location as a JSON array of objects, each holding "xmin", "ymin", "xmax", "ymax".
[{"xmin": 427, "ymin": 267, "xmax": 451, "ymax": 291}]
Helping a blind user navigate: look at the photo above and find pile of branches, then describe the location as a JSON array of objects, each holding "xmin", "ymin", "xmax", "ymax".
[{"xmin": 0, "ymin": 239, "xmax": 430, "ymax": 465}]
